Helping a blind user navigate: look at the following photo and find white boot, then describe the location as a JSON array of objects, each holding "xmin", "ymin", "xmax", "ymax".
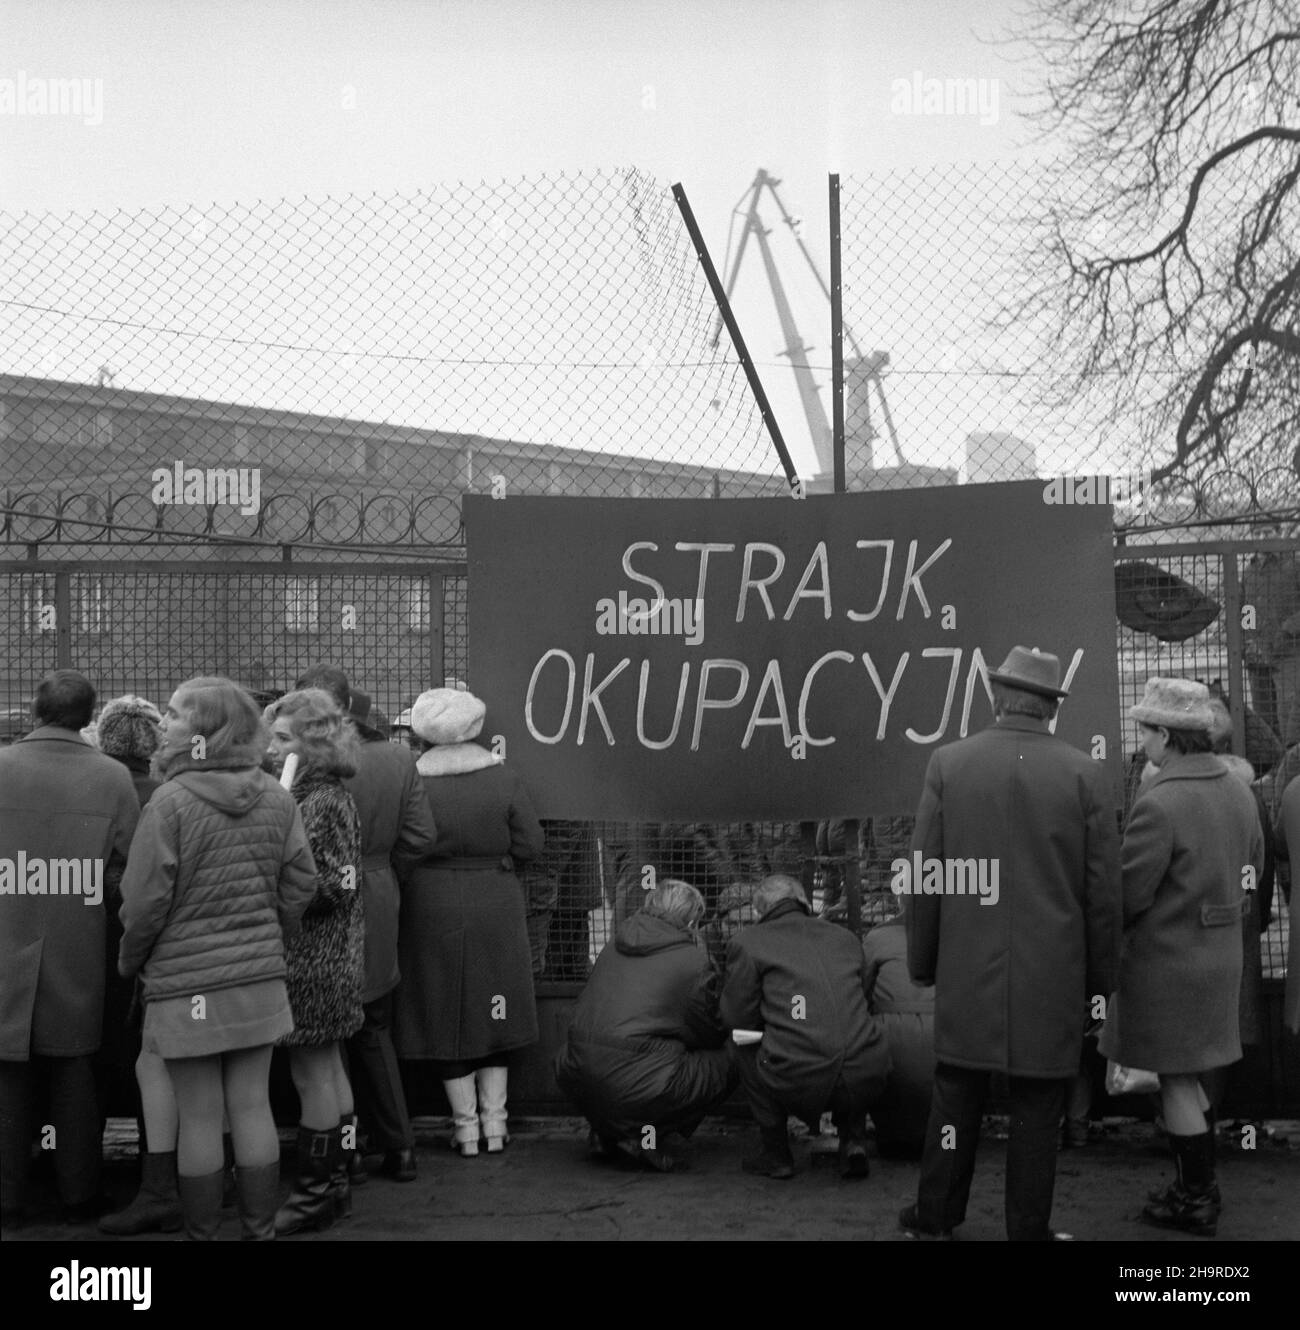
[
  {"xmin": 476, "ymin": 1066, "xmax": 509, "ymax": 1152},
  {"xmin": 442, "ymin": 1075, "xmax": 480, "ymax": 1157}
]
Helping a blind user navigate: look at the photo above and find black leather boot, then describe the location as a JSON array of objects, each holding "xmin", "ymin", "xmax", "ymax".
[
  {"xmin": 235, "ymin": 1162, "xmax": 280, "ymax": 1241},
  {"xmin": 177, "ymin": 1169, "xmax": 225, "ymax": 1241},
  {"xmin": 274, "ymin": 1127, "xmax": 338, "ymax": 1237},
  {"xmin": 99, "ymin": 1151, "xmax": 183, "ymax": 1235},
  {"xmin": 331, "ymin": 1117, "xmax": 354, "ymax": 1219},
  {"xmin": 1141, "ymin": 1132, "xmax": 1220, "ymax": 1237}
]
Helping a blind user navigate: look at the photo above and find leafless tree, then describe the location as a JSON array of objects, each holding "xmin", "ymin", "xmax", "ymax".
[{"xmin": 1007, "ymin": 0, "xmax": 1300, "ymax": 489}]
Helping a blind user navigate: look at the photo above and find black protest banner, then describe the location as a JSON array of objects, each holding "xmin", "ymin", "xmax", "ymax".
[{"xmin": 464, "ymin": 483, "xmax": 1119, "ymax": 820}]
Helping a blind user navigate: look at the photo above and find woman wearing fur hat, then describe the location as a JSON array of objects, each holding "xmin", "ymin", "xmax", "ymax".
[
  {"xmin": 264, "ymin": 689, "xmax": 366, "ymax": 1233},
  {"xmin": 394, "ymin": 686, "xmax": 544, "ymax": 1155},
  {"xmin": 1099, "ymin": 678, "xmax": 1264, "ymax": 1237}
]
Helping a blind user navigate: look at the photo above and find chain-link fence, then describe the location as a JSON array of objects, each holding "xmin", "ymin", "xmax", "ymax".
[
  {"xmin": 2, "ymin": 165, "xmax": 1296, "ymax": 1004},
  {"xmin": 838, "ymin": 161, "xmax": 1300, "ymax": 532},
  {"xmin": 1, "ymin": 169, "xmax": 785, "ymax": 559}
]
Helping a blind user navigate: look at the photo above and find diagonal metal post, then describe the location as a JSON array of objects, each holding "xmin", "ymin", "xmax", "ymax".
[{"xmin": 672, "ymin": 183, "xmax": 799, "ymax": 491}]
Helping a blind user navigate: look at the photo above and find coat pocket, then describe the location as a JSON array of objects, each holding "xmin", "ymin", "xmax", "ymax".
[{"xmin": 1200, "ymin": 899, "xmax": 1245, "ymax": 927}]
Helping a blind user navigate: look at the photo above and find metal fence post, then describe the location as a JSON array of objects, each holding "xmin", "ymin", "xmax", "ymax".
[
  {"xmin": 830, "ymin": 174, "xmax": 846, "ymax": 496},
  {"xmin": 54, "ymin": 569, "xmax": 72, "ymax": 669},
  {"xmin": 429, "ymin": 569, "xmax": 445, "ymax": 689},
  {"xmin": 1222, "ymin": 550, "xmax": 1246, "ymax": 758}
]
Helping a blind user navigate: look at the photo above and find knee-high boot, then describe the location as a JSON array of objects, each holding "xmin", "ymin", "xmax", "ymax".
[
  {"xmin": 235, "ymin": 1162, "xmax": 281, "ymax": 1241},
  {"xmin": 442, "ymin": 1075, "xmax": 480, "ymax": 1157},
  {"xmin": 476, "ymin": 1066, "xmax": 509, "ymax": 1152},
  {"xmin": 177, "ymin": 1169, "xmax": 225, "ymax": 1241},
  {"xmin": 98, "ymin": 1151, "xmax": 183, "ymax": 1235},
  {"xmin": 274, "ymin": 1126, "xmax": 338, "ymax": 1236}
]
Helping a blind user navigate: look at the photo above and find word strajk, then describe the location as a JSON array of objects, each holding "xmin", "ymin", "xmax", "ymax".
[{"xmin": 150, "ymin": 462, "xmax": 262, "ymax": 516}]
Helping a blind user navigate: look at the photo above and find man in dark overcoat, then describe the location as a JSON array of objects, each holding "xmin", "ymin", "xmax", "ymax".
[
  {"xmin": 296, "ymin": 665, "xmax": 437, "ymax": 1182},
  {"xmin": 901, "ymin": 645, "xmax": 1121, "ymax": 1241},
  {"xmin": 720, "ymin": 874, "xmax": 890, "ymax": 1180},
  {"xmin": 0, "ymin": 670, "xmax": 140, "ymax": 1224}
]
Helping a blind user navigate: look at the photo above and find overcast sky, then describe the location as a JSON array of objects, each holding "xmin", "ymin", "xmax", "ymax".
[{"xmin": 2, "ymin": 0, "xmax": 1083, "ymax": 477}]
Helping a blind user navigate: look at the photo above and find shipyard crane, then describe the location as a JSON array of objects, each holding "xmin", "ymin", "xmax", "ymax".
[{"xmin": 713, "ymin": 169, "xmax": 903, "ymax": 479}]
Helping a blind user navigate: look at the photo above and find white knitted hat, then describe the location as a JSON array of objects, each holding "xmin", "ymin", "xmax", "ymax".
[{"xmin": 409, "ymin": 687, "xmax": 486, "ymax": 745}]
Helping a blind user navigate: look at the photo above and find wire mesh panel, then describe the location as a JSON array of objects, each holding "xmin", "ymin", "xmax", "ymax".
[
  {"xmin": 1115, "ymin": 543, "xmax": 1298, "ymax": 980},
  {"xmin": 1, "ymin": 170, "xmax": 783, "ymax": 563},
  {"xmin": 0, "ymin": 563, "xmax": 451, "ymax": 728}
]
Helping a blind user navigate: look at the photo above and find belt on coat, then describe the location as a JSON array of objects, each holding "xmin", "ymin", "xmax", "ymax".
[
  {"xmin": 361, "ymin": 852, "xmax": 392, "ymax": 871},
  {"xmin": 875, "ymin": 1002, "xmax": 934, "ymax": 1016},
  {"xmin": 436, "ymin": 855, "xmax": 515, "ymax": 873}
]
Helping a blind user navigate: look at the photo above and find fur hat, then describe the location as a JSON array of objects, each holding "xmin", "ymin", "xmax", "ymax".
[
  {"xmin": 1128, "ymin": 677, "xmax": 1213, "ymax": 731},
  {"xmin": 410, "ymin": 687, "xmax": 486, "ymax": 746},
  {"xmin": 987, "ymin": 645, "xmax": 1068, "ymax": 698},
  {"xmin": 97, "ymin": 695, "xmax": 163, "ymax": 761}
]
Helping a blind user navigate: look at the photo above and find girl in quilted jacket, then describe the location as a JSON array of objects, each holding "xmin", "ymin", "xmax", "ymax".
[
  {"xmin": 118, "ymin": 677, "xmax": 318, "ymax": 1240},
  {"xmin": 264, "ymin": 688, "xmax": 366, "ymax": 1234}
]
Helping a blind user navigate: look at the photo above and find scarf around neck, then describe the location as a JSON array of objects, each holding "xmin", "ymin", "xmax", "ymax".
[{"xmin": 416, "ymin": 742, "xmax": 499, "ymax": 777}]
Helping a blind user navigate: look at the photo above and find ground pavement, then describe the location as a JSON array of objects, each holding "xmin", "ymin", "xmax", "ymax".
[{"xmin": 4, "ymin": 1114, "xmax": 1298, "ymax": 1243}]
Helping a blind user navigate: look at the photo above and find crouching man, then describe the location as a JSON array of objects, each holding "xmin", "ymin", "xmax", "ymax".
[
  {"xmin": 554, "ymin": 880, "xmax": 737, "ymax": 1171},
  {"xmin": 720, "ymin": 874, "xmax": 890, "ymax": 1180}
]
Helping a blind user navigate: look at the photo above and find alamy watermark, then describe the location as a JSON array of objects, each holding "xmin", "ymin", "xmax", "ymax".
[
  {"xmin": 595, "ymin": 592, "xmax": 704, "ymax": 645},
  {"xmin": 890, "ymin": 71, "xmax": 999, "ymax": 126},
  {"xmin": 150, "ymin": 461, "xmax": 262, "ymax": 516},
  {"xmin": 1042, "ymin": 471, "xmax": 1148, "ymax": 507},
  {"xmin": 0, "ymin": 72, "xmax": 103, "ymax": 126},
  {"xmin": 0, "ymin": 854, "xmax": 103, "ymax": 906},
  {"xmin": 890, "ymin": 852, "xmax": 1000, "ymax": 906}
]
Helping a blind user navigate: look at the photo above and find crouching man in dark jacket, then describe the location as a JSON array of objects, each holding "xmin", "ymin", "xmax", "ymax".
[
  {"xmin": 554, "ymin": 880, "xmax": 736, "ymax": 1171},
  {"xmin": 720, "ymin": 874, "xmax": 890, "ymax": 1180}
]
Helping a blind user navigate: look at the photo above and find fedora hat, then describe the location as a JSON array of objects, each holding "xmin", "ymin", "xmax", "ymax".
[
  {"xmin": 987, "ymin": 645, "xmax": 1068, "ymax": 699},
  {"xmin": 1128, "ymin": 677, "xmax": 1213, "ymax": 731}
]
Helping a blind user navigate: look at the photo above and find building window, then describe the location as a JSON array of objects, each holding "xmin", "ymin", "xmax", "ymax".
[
  {"xmin": 402, "ymin": 579, "xmax": 430, "ymax": 633},
  {"xmin": 19, "ymin": 575, "xmax": 55, "ymax": 635},
  {"xmin": 285, "ymin": 578, "xmax": 321, "ymax": 633}
]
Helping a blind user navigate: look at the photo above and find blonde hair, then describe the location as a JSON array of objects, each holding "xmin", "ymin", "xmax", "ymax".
[
  {"xmin": 641, "ymin": 878, "xmax": 705, "ymax": 930},
  {"xmin": 159, "ymin": 676, "xmax": 267, "ymax": 772},
  {"xmin": 266, "ymin": 688, "xmax": 359, "ymax": 777}
]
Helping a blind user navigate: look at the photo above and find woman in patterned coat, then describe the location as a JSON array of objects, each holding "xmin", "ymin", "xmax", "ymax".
[{"xmin": 265, "ymin": 689, "xmax": 365, "ymax": 1234}]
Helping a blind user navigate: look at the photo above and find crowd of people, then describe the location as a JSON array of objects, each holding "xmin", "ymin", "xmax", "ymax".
[
  {"xmin": 0, "ymin": 665, "xmax": 541, "ymax": 1239},
  {"xmin": 0, "ymin": 642, "xmax": 1297, "ymax": 1242}
]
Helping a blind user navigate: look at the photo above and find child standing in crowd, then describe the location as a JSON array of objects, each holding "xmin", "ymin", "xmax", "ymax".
[{"xmin": 118, "ymin": 677, "xmax": 317, "ymax": 1240}]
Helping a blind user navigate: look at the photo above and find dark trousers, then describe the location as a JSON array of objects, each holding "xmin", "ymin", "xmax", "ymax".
[
  {"xmin": 916, "ymin": 1061, "xmax": 1066, "ymax": 1241},
  {"xmin": 0, "ymin": 1055, "xmax": 102, "ymax": 1212},
  {"xmin": 735, "ymin": 1046, "xmax": 868, "ymax": 1146},
  {"xmin": 345, "ymin": 993, "xmax": 414, "ymax": 1153}
]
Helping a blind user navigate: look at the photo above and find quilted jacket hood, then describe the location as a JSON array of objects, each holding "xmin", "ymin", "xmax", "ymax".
[{"xmin": 171, "ymin": 767, "xmax": 269, "ymax": 816}]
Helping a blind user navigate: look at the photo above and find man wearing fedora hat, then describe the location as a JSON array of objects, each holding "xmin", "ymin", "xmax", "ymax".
[{"xmin": 900, "ymin": 645, "xmax": 1121, "ymax": 1241}]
